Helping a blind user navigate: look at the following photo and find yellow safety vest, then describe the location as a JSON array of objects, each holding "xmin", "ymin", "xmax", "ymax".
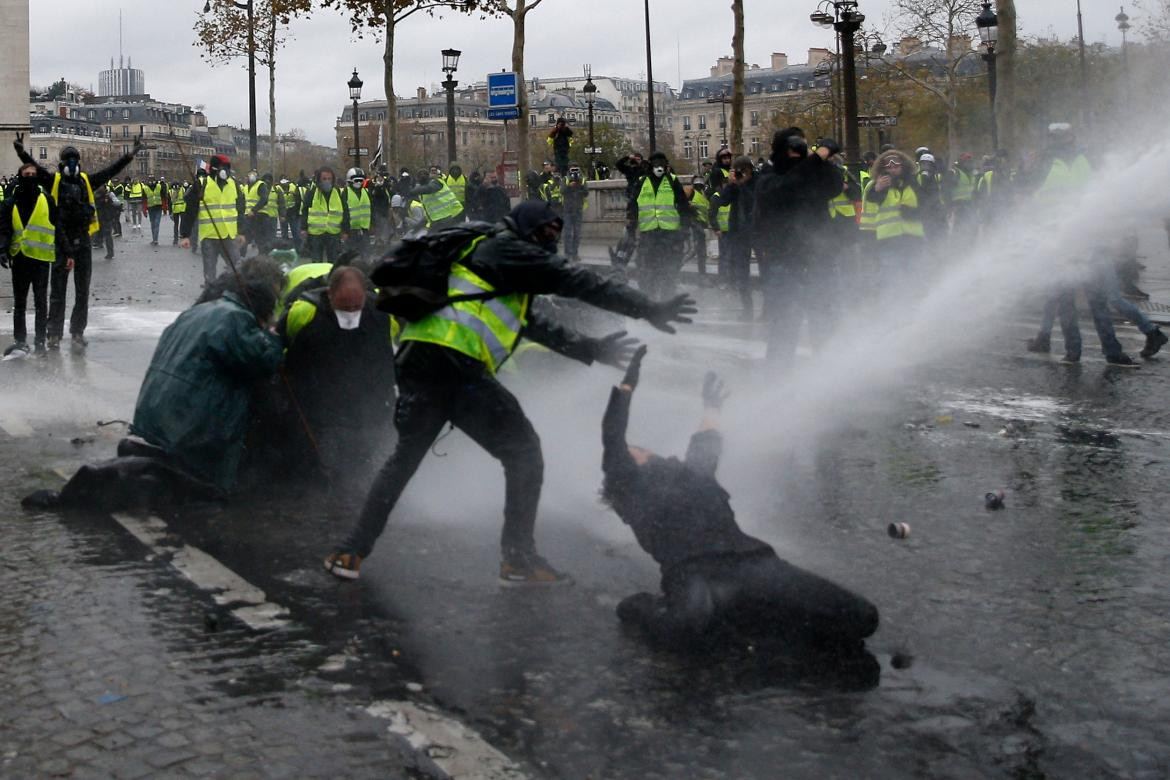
[
  {"xmin": 197, "ymin": 178, "xmax": 240, "ymax": 241},
  {"xmin": 1034, "ymin": 155, "xmax": 1091, "ymax": 208},
  {"xmin": 245, "ymin": 181, "xmax": 278, "ymax": 218},
  {"xmin": 401, "ymin": 246, "xmax": 528, "ymax": 374},
  {"xmin": 870, "ymin": 185, "xmax": 924, "ymax": 241},
  {"xmin": 51, "ymin": 172, "xmax": 99, "ymax": 235},
  {"xmin": 691, "ymin": 190, "xmax": 710, "ymax": 227},
  {"xmin": 344, "ymin": 186, "xmax": 371, "ymax": 230},
  {"xmin": 129, "ymin": 182, "xmax": 144, "ymax": 200},
  {"xmin": 170, "ymin": 186, "xmax": 187, "ymax": 215},
  {"xmin": 9, "ymin": 190, "xmax": 57, "ymax": 262},
  {"xmin": 951, "ymin": 168, "xmax": 975, "ymax": 203},
  {"xmin": 419, "ymin": 181, "xmax": 464, "ymax": 224},
  {"xmin": 142, "ymin": 182, "xmax": 164, "ymax": 209},
  {"xmin": 307, "ymin": 186, "xmax": 344, "ymax": 236},
  {"xmin": 443, "ymin": 174, "xmax": 467, "ymax": 204},
  {"xmin": 636, "ymin": 175, "xmax": 681, "ymax": 232},
  {"xmin": 829, "ymin": 192, "xmax": 856, "ymax": 220}
]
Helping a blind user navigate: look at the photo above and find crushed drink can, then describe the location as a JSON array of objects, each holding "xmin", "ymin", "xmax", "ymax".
[
  {"xmin": 888, "ymin": 522, "xmax": 911, "ymax": 539},
  {"xmin": 984, "ymin": 490, "xmax": 1005, "ymax": 510}
]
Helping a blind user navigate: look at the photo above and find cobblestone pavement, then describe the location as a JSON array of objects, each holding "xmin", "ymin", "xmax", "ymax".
[{"xmin": 0, "ymin": 490, "xmax": 423, "ymax": 778}]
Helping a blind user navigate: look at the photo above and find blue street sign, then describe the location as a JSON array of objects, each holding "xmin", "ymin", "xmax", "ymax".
[
  {"xmin": 487, "ymin": 107, "xmax": 521, "ymax": 121},
  {"xmin": 487, "ymin": 71, "xmax": 519, "ymax": 108}
]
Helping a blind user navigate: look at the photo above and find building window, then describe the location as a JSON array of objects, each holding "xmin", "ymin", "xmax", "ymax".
[
  {"xmin": 139, "ymin": 160, "xmax": 148, "ymax": 174},
  {"xmin": 751, "ymin": 138, "xmax": 760, "ymax": 155},
  {"xmin": 698, "ymin": 139, "xmax": 708, "ymax": 158},
  {"xmin": 698, "ymin": 114, "xmax": 707, "ymax": 130},
  {"xmin": 38, "ymin": 147, "xmax": 47, "ymax": 160},
  {"xmin": 122, "ymin": 109, "xmax": 130, "ymax": 119},
  {"xmin": 122, "ymin": 126, "xmax": 129, "ymax": 137},
  {"xmin": 750, "ymin": 111, "xmax": 759, "ymax": 127},
  {"xmin": 682, "ymin": 115, "xmax": 691, "ymax": 131},
  {"xmin": 462, "ymin": 131, "xmax": 468, "ymax": 146},
  {"xmin": 105, "ymin": 109, "xmax": 113, "ymax": 119},
  {"xmin": 683, "ymin": 140, "xmax": 693, "ymax": 159}
]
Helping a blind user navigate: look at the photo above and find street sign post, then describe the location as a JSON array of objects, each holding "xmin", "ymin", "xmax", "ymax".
[
  {"xmin": 856, "ymin": 115, "xmax": 898, "ymax": 128},
  {"xmin": 347, "ymin": 147, "xmax": 370, "ymax": 156},
  {"xmin": 487, "ymin": 107, "xmax": 521, "ymax": 121},
  {"xmin": 487, "ymin": 72, "xmax": 519, "ymax": 109}
]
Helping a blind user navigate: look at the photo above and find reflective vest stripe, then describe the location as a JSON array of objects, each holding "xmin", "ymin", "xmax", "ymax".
[
  {"xmin": 637, "ymin": 176, "xmax": 681, "ymax": 232},
  {"xmin": 447, "ymin": 277, "xmax": 523, "ymax": 333},
  {"xmin": 171, "ymin": 188, "xmax": 187, "ymax": 214},
  {"xmin": 11, "ymin": 193, "xmax": 57, "ymax": 262},
  {"xmin": 198, "ymin": 180, "xmax": 240, "ymax": 240},
  {"xmin": 307, "ymin": 188, "xmax": 344, "ymax": 235},
  {"xmin": 829, "ymin": 194, "xmax": 856, "ymax": 219},
  {"xmin": 143, "ymin": 184, "xmax": 164, "ymax": 208},
  {"xmin": 345, "ymin": 189, "xmax": 371, "ymax": 229},
  {"xmin": 444, "ymin": 175, "xmax": 467, "ymax": 204},
  {"xmin": 874, "ymin": 186, "xmax": 924, "ymax": 240},
  {"xmin": 419, "ymin": 182, "xmax": 463, "ymax": 224}
]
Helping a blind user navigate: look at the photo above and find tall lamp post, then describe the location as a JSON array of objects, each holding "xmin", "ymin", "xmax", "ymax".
[
  {"xmin": 811, "ymin": 1, "xmax": 865, "ymax": 168},
  {"xmin": 644, "ymin": 0, "xmax": 656, "ymax": 152},
  {"xmin": 204, "ymin": 0, "xmax": 257, "ymax": 170},
  {"xmin": 1076, "ymin": 0, "xmax": 1088, "ymax": 127},
  {"xmin": 976, "ymin": 1, "xmax": 999, "ymax": 151},
  {"xmin": 582, "ymin": 65, "xmax": 597, "ymax": 177},
  {"xmin": 441, "ymin": 49, "xmax": 461, "ymax": 168},
  {"xmin": 348, "ymin": 68, "xmax": 363, "ymax": 171},
  {"xmin": 706, "ymin": 90, "xmax": 730, "ymax": 147},
  {"xmin": 1116, "ymin": 5, "xmax": 1131, "ymax": 111}
]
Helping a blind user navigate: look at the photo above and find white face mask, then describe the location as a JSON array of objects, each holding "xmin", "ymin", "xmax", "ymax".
[
  {"xmin": 335, "ymin": 309, "xmax": 362, "ymax": 330},
  {"xmin": 652, "ymin": 166, "xmax": 665, "ymax": 177},
  {"xmin": 248, "ymin": 173, "xmax": 257, "ymax": 184},
  {"xmin": 218, "ymin": 169, "xmax": 229, "ymax": 181}
]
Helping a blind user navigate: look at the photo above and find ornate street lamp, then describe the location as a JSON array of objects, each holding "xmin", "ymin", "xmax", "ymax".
[
  {"xmin": 582, "ymin": 65, "xmax": 598, "ymax": 177},
  {"xmin": 348, "ymin": 68, "xmax": 363, "ymax": 170},
  {"xmin": 810, "ymin": 1, "xmax": 865, "ymax": 167},
  {"xmin": 441, "ymin": 49, "xmax": 461, "ymax": 167},
  {"xmin": 976, "ymin": 1, "xmax": 999, "ymax": 150},
  {"xmin": 203, "ymin": 0, "xmax": 257, "ymax": 169}
]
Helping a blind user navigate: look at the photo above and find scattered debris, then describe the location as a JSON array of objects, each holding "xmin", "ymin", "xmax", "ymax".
[
  {"xmin": 98, "ymin": 693, "xmax": 127, "ymax": 704},
  {"xmin": 985, "ymin": 490, "xmax": 1006, "ymax": 510},
  {"xmin": 935, "ymin": 414, "xmax": 954, "ymax": 425},
  {"xmin": 70, "ymin": 436, "xmax": 95, "ymax": 446},
  {"xmin": 888, "ymin": 522, "xmax": 911, "ymax": 539},
  {"xmin": 891, "ymin": 652, "xmax": 914, "ymax": 670},
  {"xmin": 962, "ymin": 421, "xmax": 981, "ymax": 429}
]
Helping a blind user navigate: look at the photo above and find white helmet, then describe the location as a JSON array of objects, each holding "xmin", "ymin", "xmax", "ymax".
[{"xmin": 345, "ymin": 167, "xmax": 365, "ymax": 184}]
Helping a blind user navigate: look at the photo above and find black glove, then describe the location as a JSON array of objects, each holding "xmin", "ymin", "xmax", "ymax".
[
  {"xmin": 595, "ymin": 330, "xmax": 641, "ymax": 370},
  {"xmin": 621, "ymin": 344, "xmax": 648, "ymax": 389},
  {"xmin": 132, "ymin": 135, "xmax": 144, "ymax": 154},
  {"xmin": 646, "ymin": 293, "xmax": 697, "ymax": 334},
  {"xmin": 13, "ymin": 132, "xmax": 24, "ymax": 153},
  {"xmin": 702, "ymin": 371, "xmax": 729, "ymax": 410}
]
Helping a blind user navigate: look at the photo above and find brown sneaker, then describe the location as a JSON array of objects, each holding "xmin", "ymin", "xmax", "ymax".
[
  {"xmin": 499, "ymin": 551, "xmax": 571, "ymax": 587},
  {"xmin": 324, "ymin": 551, "xmax": 362, "ymax": 581}
]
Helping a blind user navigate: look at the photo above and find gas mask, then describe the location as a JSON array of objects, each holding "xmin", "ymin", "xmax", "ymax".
[
  {"xmin": 335, "ymin": 309, "xmax": 362, "ymax": 330},
  {"xmin": 320, "ymin": 180, "xmax": 334, "ymax": 194},
  {"xmin": 247, "ymin": 173, "xmax": 258, "ymax": 184},
  {"xmin": 216, "ymin": 167, "xmax": 230, "ymax": 181},
  {"xmin": 652, "ymin": 166, "xmax": 665, "ymax": 177},
  {"xmin": 62, "ymin": 159, "xmax": 80, "ymax": 177}
]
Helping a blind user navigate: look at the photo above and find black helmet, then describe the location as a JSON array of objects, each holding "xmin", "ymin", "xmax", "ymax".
[{"xmin": 59, "ymin": 146, "xmax": 80, "ymax": 162}]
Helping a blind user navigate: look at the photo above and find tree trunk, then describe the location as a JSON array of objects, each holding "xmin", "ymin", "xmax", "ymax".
[
  {"xmin": 730, "ymin": 0, "xmax": 745, "ymax": 155},
  {"xmin": 268, "ymin": 8, "xmax": 277, "ymax": 176},
  {"xmin": 511, "ymin": 7, "xmax": 529, "ymax": 174},
  {"xmin": 385, "ymin": 1, "xmax": 398, "ymax": 175},
  {"xmin": 994, "ymin": 0, "xmax": 1016, "ymax": 153}
]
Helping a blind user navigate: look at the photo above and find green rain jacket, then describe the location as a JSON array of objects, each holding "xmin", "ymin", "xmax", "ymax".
[{"xmin": 131, "ymin": 292, "xmax": 283, "ymax": 489}]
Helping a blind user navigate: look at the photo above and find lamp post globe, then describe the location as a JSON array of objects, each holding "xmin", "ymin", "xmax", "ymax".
[{"xmin": 349, "ymin": 68, "xmax": 363, "ymax": 170}]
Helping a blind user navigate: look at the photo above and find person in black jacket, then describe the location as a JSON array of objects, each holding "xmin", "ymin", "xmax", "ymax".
[
  {"xmin": 753, "ymin": 128, "xmax": 841, "ymax": 363},
  {"xmin": 325, "ymin": 202, "xmax": 697, "ymax": 585},
  {"xmin": 716, "ymin": 156, "xmax": 758, "ymax": 318},
  {"xmin": 602, "ymin": 347, "xmax": 879, "ymax": 648},
  {"xmin": 1, "ymin": 163, "xmax": 59, "ymax": 354},
  {"xmin": 14, "ymin": 133, "xmax": 140, "ymax": 350},
  {"xmin": 475, "ymin": 172, "xmax": 512, "ymax": 224}
]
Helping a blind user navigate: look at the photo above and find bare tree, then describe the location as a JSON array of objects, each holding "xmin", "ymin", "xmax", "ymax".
[
  {"xmin": 881, "ymin": 0, "xmax": 984, "ymax": 157},
  {"xmin": 194, "ymin": 0, "xmax": 310, "ymax": 174},
  {"xmin": 485, "ymin": 0, "xmax": 546, "ymax": 180},
  {"xmin": 994, "ymin": 0, "xmax": 1016, "ymax": 153},
  {"xmin": 1136, "ymin": 0, "xmax": 1170, "ymax": 40},
  {"xmin": 322, "ymin": 1, "xmax": 491, "ymax": 174},
  {"xmin": 730, "ymin": 0, "xmax": 745, "ymax": 155}
]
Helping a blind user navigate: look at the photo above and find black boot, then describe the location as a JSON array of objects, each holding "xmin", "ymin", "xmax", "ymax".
[
  {"xmin": 1026, "ymin": 336, "xmax": 1051, "ymax": 353},
  {"xmin": 1141, "ymin": 328, "xmax": 1168, "ymax": 359}
]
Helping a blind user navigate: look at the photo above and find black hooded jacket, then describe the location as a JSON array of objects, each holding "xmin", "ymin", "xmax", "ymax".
[
  {"xmin": 449, "ymin": 202, "xmax": 659, "ymax": 366},
  {"xmin": 601, "ymin": 387, "xmax": 772, "ymax": 577},
  {"xmin": 752, "ymin": 129, "xmax": 842, "ymax": 266}
]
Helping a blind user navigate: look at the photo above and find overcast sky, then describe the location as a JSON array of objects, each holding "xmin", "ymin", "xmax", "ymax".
[{"xmin": 31, "ymin": 0, "xmax": 1123, "ymax": 146}]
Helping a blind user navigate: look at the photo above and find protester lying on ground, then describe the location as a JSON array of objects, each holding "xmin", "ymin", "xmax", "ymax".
[{"xmin": 601, "ymin": 346, "xmax": 879, "ymax": 649}]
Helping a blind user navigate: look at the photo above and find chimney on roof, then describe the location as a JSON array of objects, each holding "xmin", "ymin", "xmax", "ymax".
[
  {"xmin": 898, "ymin": 36, "xmax": 923, "ymax": 55},
  {"xmin": 416, "ymin": 86, "xmax": 427, "ymax": 101},
  {"xmin": 807, "ymin": 48, "xmax": 832, "ymax": 68},
  {"xmin": 771, "ymin": 52, "xmax": 788, "ymax": 70},
  {"xmin": 947, "ymin": 34, "xmax": 972, "ymax": 57},
  {"xmin": 710, "ymin": 56, "xmax": 736, "ymax": 77}
]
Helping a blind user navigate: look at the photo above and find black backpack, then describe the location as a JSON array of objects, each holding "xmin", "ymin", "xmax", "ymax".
[{"xmin": 371, "ymin": 221, "xmax": 499, "ymax": 321}]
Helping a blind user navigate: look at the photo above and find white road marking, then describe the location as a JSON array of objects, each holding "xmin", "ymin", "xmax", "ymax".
[
  {"xmin": 367, "ymin": 700, "xmax": 528, "ymax": 780},
  {"xmin": 109, "ymin": 512, "xmax": 291, "ymax": 631}
]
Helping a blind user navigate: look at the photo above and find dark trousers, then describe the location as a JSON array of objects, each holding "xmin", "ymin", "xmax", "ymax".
[
  {"xmin": 726, "ymin": 234, "xmax": 753, "ymax": 314},
  {"xmin": 762, "ymin": 262, "xmax": 837, "ymax": 362},
  {"xmin": 249, "ymin": 214, "xmax": 276, "ymax": 255},
  {"xmin": 343, "ymin": 343, "xmax": 544, "ymax": 559},
  {"xmin": 716, "ymin": 233, "xmax": 731, "ymax": 280},
  {"xmin": 563, "ymin": 209, "xmax": 583, "ymax": 259},
  {"xmin": 303, "ymin": 232, "xmax": 341, "ymax": 263},
  {"xmin": 172, "ymin": 214, "xmax": 181, "ymax": 244},
  {"xmin": 49, "ymin": 245, "xmax": 93, "ymax": 339},
  {"xmin": 617, "ymin": 550, "xmax": 879, "ymax": 647},
  {"xmin": 1035, "ymin": 278, "xmax": 1122, "ymax": 360},
  {"xmin": 345, "ymin": 229, "xmax": 368, "ymax": 258},
  {"xmin": 637, "ymin": 230, "xmax": 684, "ymax": 301},
  {"xmin": 148, "ymin": 207, "xmax": 163, "ymax": 243},
  {"xmin": 11, "ymin": 255, "xmax": 51, "ymax": 347},
  {"xmin": 97, "ymin": 219, "xmax": 115, "ymax": 258}
]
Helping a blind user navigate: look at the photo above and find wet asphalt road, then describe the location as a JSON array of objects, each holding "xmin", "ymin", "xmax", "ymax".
[{"xmin": 3, "ymin": 229, "xmax": 1170, "ymax": 779}]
